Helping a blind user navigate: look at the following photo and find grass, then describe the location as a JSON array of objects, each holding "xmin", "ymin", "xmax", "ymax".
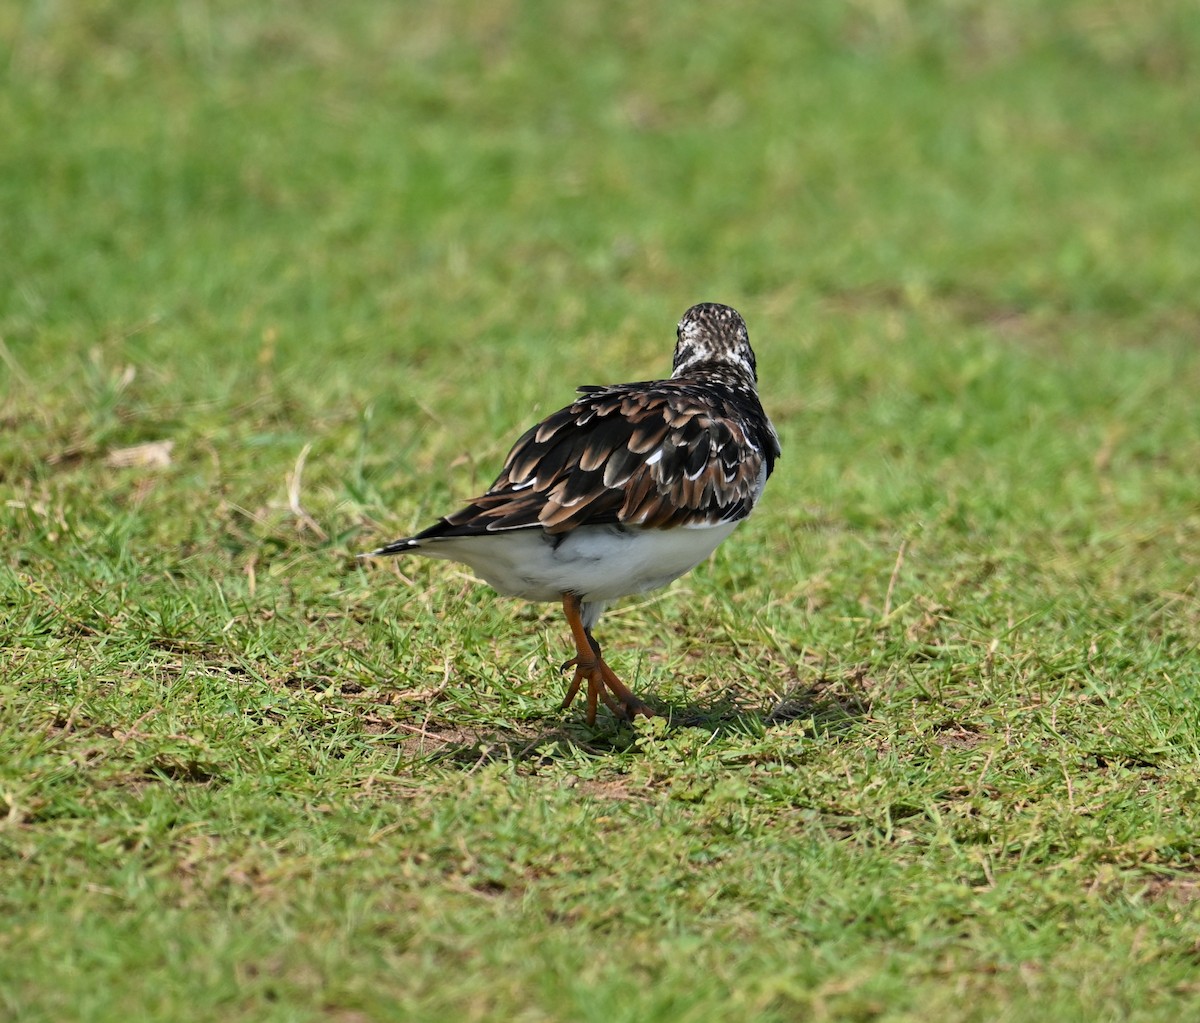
[{"xmin": 3, "ymin": 1, "xmax": 1200, "ymax": 1019}]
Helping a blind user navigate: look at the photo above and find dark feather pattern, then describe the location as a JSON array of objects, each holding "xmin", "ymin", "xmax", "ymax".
[{"xmin": 407, "ymin": 375, "xmax": 779, "ymax": 541}]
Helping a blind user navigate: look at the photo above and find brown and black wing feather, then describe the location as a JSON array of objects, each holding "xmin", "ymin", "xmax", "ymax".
[{"xmin": 379, "ymin": 380, "xmax": 778, "ymax": 551}]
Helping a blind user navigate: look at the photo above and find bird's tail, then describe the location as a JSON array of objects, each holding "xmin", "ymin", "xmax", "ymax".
[{"xmin": 358, "ymin": 537, "xmax": 420, "ymax": 559}]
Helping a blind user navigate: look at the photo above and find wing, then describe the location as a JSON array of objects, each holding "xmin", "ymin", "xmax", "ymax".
[{"xmin": 411, "ymin": 380, "xmax": 778, "ymax": 540}]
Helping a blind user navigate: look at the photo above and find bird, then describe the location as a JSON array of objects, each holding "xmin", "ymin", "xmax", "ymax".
[{"xmin": 362, "ymin": 303, "xmax": 780, "ymax": 725}]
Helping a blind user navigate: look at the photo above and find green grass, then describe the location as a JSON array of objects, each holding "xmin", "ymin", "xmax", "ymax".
[{"xmin": 4, "ymin": 1, "xmax": 1200, "ymax": 1019}]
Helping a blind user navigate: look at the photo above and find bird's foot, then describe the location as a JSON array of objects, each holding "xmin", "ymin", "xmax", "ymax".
[{"xmin": 559, "ymin": 655, "xmax": 655, "ymax": 726}]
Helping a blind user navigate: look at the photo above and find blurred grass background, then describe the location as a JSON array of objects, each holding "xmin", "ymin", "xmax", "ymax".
[{"xmin": 3, "ymin": 2, "xmax": 1200, "ymax": 1020}]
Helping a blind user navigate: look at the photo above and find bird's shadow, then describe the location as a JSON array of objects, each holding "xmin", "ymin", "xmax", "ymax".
[{"xmin": 414, "ymin": 679, "xmax": 869, "ymax": 770}]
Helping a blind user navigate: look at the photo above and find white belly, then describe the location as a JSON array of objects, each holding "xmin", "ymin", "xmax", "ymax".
[{"xmin": 410, "ymin": 522, "xmax": 740, "ymax": 604}]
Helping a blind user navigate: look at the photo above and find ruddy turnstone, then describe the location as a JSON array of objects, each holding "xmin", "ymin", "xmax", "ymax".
[{"xmin": 363, "ymin": 303, "xmax": 780, "ymax": 724}]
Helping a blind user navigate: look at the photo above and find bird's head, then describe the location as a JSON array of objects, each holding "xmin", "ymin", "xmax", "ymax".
[{"xmin": 671, "ymin": 303, "xmax": 757, "ymax": 384}]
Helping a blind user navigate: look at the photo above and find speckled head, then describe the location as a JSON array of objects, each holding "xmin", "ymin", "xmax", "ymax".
[{"xmin": 671, "ymin": 303, "xmax": 757, "ymax": 384}]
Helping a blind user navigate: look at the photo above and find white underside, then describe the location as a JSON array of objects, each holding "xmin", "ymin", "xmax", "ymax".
[{"xmin": 409, "ymin": 522, "xmax": 739, "ymax": 627}]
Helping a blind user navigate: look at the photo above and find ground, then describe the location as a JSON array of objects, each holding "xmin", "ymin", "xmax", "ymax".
[{"xmin": 3, "ymin": 2, "xmax": 1200, "ymax": 1020}]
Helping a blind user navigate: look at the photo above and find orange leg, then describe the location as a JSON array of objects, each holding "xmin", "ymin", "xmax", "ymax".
[{"xmin": 558, "ymin": 593, "xmax": 656, "ymax": 725}]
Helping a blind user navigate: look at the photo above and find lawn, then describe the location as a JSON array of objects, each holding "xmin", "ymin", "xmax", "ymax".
[{"xmin": 3, "ymin": 1, "xmax": 1200, "ymax": 1020}]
